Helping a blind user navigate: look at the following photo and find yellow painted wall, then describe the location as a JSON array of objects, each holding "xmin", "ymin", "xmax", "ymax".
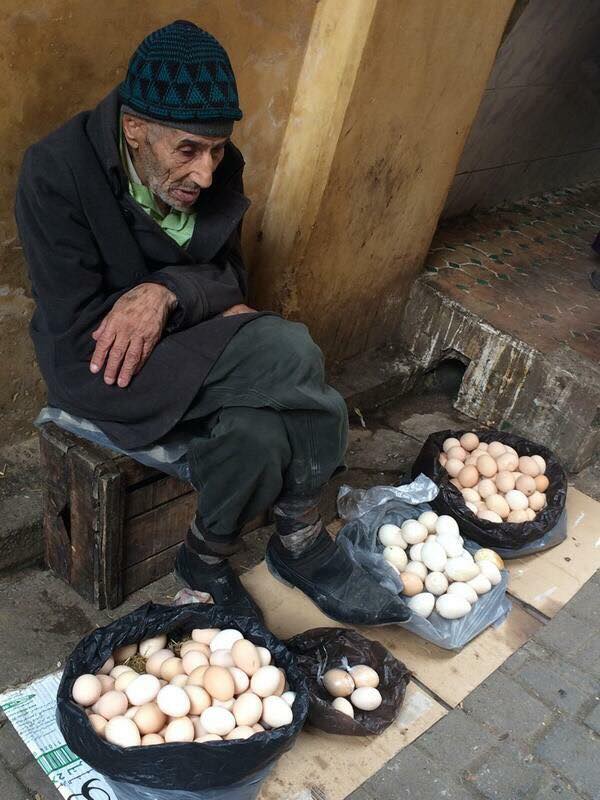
[
  {"xmin": 252, "ymin": 0, "xmax": 515, "ymax": 359},
  {"xmin": 0, "ymin": 1, "xmax": 315, "ymax": 443}
]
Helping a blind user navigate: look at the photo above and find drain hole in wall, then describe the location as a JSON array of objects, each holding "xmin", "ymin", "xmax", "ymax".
[{"xmin": 414, "ymin": 356, "xmax": 467, "ymax": 401}]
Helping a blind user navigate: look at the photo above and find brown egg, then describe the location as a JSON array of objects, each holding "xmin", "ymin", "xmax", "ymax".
[
  {"xmin": 450, "ymin": 478, "xmax": 462, "ymax": 489},
  {"xmin": 460, "ymin": 432, "xmax": 479, "ymax": 452},
  {"xmin": 487, "ymin": 441, "xmax": 506, "ymax": 459},
  {"xmin": 439, "ymin": 453, "xmax": 448, "ymax": 467},
  {"xmin": 477, "ymin": 478, "xmax": 497, "ymax": 499},
  {"xmin": 525, "ymin": 508, "xmax": 536, "ymax": 521},
  {"xmin": 399, "ymin": 572, "xmax": 424, "ymax": 597},
  {"xmin": 445, "ymin": 458, "xmax": 464, "ymax": 478},
  {"xmin": 88, "ymin": 714, "xmax": 107, "ymax": 737},
  {"xmin": 531, "ymin": 455, "xmax": 546, "ymax": 475},
  {"xmin": 160, "ymin": 658, "xmax": 185, "ymax": 682},
  {"xmin": 457, "ymin": 465, "xmax": 479, "ymax": 488},
  {"xmin": 496, "ymin": 452, "xmax": 519, "ymax": 472},
  {"xmin": 187, "ymin": 665, "xmax": 210, "ymax": 688},
  {"xmin": 464, "ymin": 456, "xmax": 479, "ymax": 466},
  {"xmin": 529, "ymin": 491, "xmax": 546, "ymax": 512},
  {"xmin": 474, "ymin": 548, "xmax": 505, "ymax": 569},
  {"xmin": 507, "ymin": 510, "xmax": 528, "ymax": 523},
  {"xmin": 478, "ymin": 442, "xmax": 489, "ymax": 451},
  {"xmin": 518, "ymin": 456, "xmax": 539, "ymax": 477},
  {"xmin": 515, "ymin": 475, "xmax": 536, "ymax": 497},
  {"xmin": 203, "ymin": 667, "xmax": 235, "ymax": 701},
  {"xmin": 442, "ymin": 437, "xmax": 461, "ymax": 453},
  {"xmin": 477, "ymin": 509, "xmax": 503, "ymax": 523},
  {"xmin": 322, "ymin": 669, "xmax": 355, "ymax": 698},
  {"xmin": 477, "ymin": 455, "xmax": 498, "ymax": 478},
  {"xmin": 133, "ymin": 703, "xmax": 166, "ymax": 735},
  {"xmin": 535, "ymin": 474, "xmax": 549, "ymax": 492},
  {"xmin": 180, "ymin": 641, "xmax": 211, "ymax": 658},
  {"xmin": 486, "ymin": 494, "xmax": 510, "ymax": 519},
  {"xmin": 231, "ymin": 639, "xmax": 261, "ymax": 677},
  {"xmin": 495, "ymin": 471, "xmax": 515, "ymax": 494},
  {"xmin": 447, "ymin": 446, "xmax": 467, "ymax": 462}
]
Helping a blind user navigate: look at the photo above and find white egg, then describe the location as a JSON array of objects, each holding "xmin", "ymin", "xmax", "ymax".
[
  {"xmin": 377, "ymin": 524, "xmax": 406, "ymax": 548},
  {"xmin": 350, "ymin": 687, "xmax": 382, "ymax": 711},
  {"xmin": 200, "ymin": 706, "xmax": 236, "ymax": 736},
  {"xmin": 156, "ymin": 685, "xmax": 191, "ymax": 718},
  {"xmin": 447, "ymin": 581, "xmax": 478, "ymax": 605},
  {"xmin": 436, "ymin": 594, "xmax": 471, "ymax": 619},
  {"xmin": 209, "ymin": 629, "xmax": 244, "ymax": 652},
  {"xmin": 383, "ymin": 546, "xmax": 408, "ymax": 571},
  {"xmin": 424, "ymin": 571, "xmax": 448, "ymax": 596},
  {"xmin": 164, "ymin": 717, "xmax": 195, "ymax": 743},
  {"xmin": 332, "ymin": 697, "xmax": 354, "ymax": 718},
  {"xmin": 250, "ymin": 666, "xmax": 282, "ymax": 698},
  {"xmin": 418, "ymin": 511, "xmax": 439, "ymax": 533},
  {"xmin": 404, "ymin": 561, "xmax": 428, "ymax": 581},
  {"xmin": 505, "ymin": 490, "xmax": 529, "ymax": 511},
  {"xmin": 436, "ymin": 532, "xmax": 464, "ymax": 558},
  {"xmin": 232, "ymin": 693, "xmax": 263, "ymax": 727},
  {"xmin": 126, "ymin": 674, "xmax": 161, "ymax": 707},
  {"xmin": 434, "ymin": 516, "xmax": 460, "ymax": 537},
  {"xmin": 261, "ymin": 695, "xmax": 293, "ymax": 728},
  {"xmin": 281, "ymin": 691, "xmax": 296, "ymax": 707},
  {"xmin": 256, "ymin": 647, "xmax": 272, "ymax": 666},
  {"xmin": 445, "ymin": 557, "xmax": 479, "ymax": 582},
  {"xmin": 408, "ymin": 592, "xmax": 435, "ymax": 618},
  {"xmin": 477, "ymin": 560, "xmax": 502, "ymax": 586},
  {"xmin": 104, "ymin": 716, "xmax": 141, "ymax": 748},
  {"xmin": 409, "ymin": 543, "xmax": 424, "ymax": 562},
  {"xmin": 401, "ymin": 521, "xmax": 429, "ymax": 544},
  {"xmin": 467, "ymin": 575, "xmax": 492, "ymax": 595},
  {"xmin": 138, "ymin": 635, "xmax": 168, "ymax": 659},
  {"xmin": 229, "ymin": 667, "xmax": 250, "ymax": 695},
  {"xmin": 72, "ymin": 675, "xmax": 103, "ymax": 707},
  {"xmin": 349, "ymin": 665, "xmax": 380, "ymax": 688},
  {"xmin": 420, "ymin": 541, "xmax": 447, "ymax": 573}
]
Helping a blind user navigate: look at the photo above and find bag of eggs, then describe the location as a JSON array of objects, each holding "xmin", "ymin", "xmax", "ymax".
[
  {"xmin": 57, "ymin": 602, "xmax": 309, "ymax": 800},
  {"xmin": 411, "ymin": 429, "xmax": 568, "ymax": 557},
  {"xmin": 285, "ymin": 627, "xmax": 410, "ymax": 736}
]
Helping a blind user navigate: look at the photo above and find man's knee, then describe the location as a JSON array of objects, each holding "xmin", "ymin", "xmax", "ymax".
[
  {"xmin": 244, "ymin": 317, "xmax": 323, "ymax": 371},
  {"xmin": 221, "ymin": 407, "xmax": 291, "ymax": 465}
]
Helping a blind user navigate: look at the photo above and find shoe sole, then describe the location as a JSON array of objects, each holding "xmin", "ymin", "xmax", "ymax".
[{"xmin": 265, "ymin": 551, "xmax": 410, "ymax": 627}]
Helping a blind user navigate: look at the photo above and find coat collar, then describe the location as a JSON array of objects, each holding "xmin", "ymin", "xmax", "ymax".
[{"xmin": 85, "ymin": 88, "xmax": 250, "ymax": 263}]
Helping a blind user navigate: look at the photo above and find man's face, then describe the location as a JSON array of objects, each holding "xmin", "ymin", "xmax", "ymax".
[{"xmin": 122, "ymin": 114, "xmax": 228, "ymax": 212}]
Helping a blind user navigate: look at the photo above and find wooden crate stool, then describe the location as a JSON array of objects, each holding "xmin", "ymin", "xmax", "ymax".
[{"xmin": 39, "ymin": 422, "xmax": 197, "ymax": 609}]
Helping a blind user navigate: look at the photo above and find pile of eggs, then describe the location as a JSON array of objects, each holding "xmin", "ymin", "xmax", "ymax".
[
  {"xmin": 322, "ymin": 665, "xmax": 382, "ymax": 718},
  {"xmin": 71, "ymin": 628, "xmax": 296, "ymax": 748},
  {"xmin": 378, "ymin": 511, "xmax": 504, "ymax": 620},
  {"xmin": 439, "ymin": 433, "xmax": 549, "ymax": 523}
]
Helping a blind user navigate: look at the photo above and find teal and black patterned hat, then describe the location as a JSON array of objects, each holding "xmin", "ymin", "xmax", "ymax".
[{"xmin": 119, "ymin": 20, "xmax": 242, "ymax": 136}]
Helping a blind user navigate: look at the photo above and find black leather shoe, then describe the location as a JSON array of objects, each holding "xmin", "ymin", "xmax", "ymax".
[
  {"xmin": 175, "ymin": 545, "xmax": 263, "ymax": 621},
  {"xmin": 266, "ymin": 529, "xmax": 410, "ymax": 625}
]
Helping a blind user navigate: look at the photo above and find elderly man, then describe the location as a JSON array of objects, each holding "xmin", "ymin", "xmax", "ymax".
[{"xmin": 16, "ymin": 21, "xmax": 408, "ymax": 625}]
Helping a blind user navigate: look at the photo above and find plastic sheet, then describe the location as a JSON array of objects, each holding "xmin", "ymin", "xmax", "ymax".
[
  {"xmin": 336, "ymin": 482, "xmax": 511, "ymax": 650},
  {"xmin": 411, "ymin": 429, "xmax": 568, "ymax": 557},
  {"xmin": 36, "ymin": 406, "xmax": 191, "ymax": 480},
  {"xmin": 285, "ymin": 628, "xmax": 410, "ymax": 736},
  {"xmin": 57, "ymin": 603, "xmax": 309, "ymax": 798}
]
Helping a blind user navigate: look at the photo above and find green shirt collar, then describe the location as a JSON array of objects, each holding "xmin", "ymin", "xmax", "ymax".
[{"xmin": 119, "ymin": 125, "xmax": 196, "ymax": 248}]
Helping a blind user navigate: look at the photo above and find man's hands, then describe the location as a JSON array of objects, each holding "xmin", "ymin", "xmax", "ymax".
[
  {"xmin": 222, "ymin": 303, "xmax": 257, "ymax": 316},
  {"xmin": 90, "ymin": 283, "xmax": 177, "ymax": 388}
]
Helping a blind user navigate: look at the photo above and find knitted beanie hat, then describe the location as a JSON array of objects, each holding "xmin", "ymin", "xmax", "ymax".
[{"xmin": 119, "ymin": 20, "xmax": 242, "ymax": 136}]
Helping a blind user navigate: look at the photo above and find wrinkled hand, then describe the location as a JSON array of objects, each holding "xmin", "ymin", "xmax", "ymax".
[
  {"xmin": 222, "ymin": 303, "xmax": 257, "ymax": 316},
  {"xmin": 90, "ymin": 283, "xmax": 177, "ymax": 388}
]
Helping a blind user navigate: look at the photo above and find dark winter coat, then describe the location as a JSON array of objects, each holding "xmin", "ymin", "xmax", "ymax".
[{"xmin": 16, "ymin": 88, "xmax": 269, "ymax": 449}]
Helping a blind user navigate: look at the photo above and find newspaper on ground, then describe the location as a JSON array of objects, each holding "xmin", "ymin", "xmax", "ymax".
[{"xmin": 0, "ymin": 671, "xmax": 117, "ymax": 800}]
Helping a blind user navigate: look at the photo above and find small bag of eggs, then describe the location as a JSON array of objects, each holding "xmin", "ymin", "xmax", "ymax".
[{"xmin": 284, "ymin": 627, "xmax": 410, "ymax": 736}]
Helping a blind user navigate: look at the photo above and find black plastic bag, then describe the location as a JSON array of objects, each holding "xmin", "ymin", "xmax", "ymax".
[
  {"xmin": 411, "ymin": 429, "xmax": 568, "ymax": 556},
  {"xmin": 57, "ymin": 603, "xmax": 309, "ymax": 798},
  {"xmin": 285, "ymin": 628, "xmax": 410, "ymax": 736}
]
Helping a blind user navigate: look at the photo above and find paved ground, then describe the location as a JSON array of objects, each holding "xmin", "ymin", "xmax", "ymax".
[{"xmin": 0, "ymin": 392, "xmax": 598, "ymax": 799}]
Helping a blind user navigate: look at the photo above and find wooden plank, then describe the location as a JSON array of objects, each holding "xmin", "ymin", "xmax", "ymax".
[
  {"xmin": 506, "ymin": 487, "xmax": 600, "ymax": 617},
  {"xmin": 242, "ymin": 561, "xmax": 542, "ymax": 708},
  {"xmin": 123, "ymin": 541, "xmax": 180, "ymax": 596},
  {"xmin": 113, "ymin": 454, "xmax": 160, "ymax": 486},
  {"xmin": 38, "ymin": 425, "xmax": 76, "ymax": 581},
  {"xmin": 66, "ymin": 447, "xmax": 102, "ymax": 605},
  {"xmin": 125, "ymin": 475, "xmax": 192, "ymax": 519},
  {"xmin": 98, "ymin": 468, "xmax": 125, "ymax": 610},
  {"xmin": 124, "ymin": 494, "xmax": 196, "ymax": 566},
  {"xmin": 258, "ymin": 681, "xmax": 446, "ymax": 800}
]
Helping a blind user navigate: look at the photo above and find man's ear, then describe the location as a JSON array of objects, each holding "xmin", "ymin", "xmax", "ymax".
[{"xmin": 122, "ymin": 114, "xmax": 146, "ymax": 150}]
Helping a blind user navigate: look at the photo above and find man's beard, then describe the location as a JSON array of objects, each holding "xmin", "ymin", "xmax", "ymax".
[{"xmin": 137, "ymin": 147, "xmax": 198, "ymax": 213}]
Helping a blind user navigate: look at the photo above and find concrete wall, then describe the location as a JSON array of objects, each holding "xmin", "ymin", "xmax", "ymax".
[
  {"xmin": 444, "ymin": 0, "xmax": 600, "ymax": 217},
  {"xmin": 252, "ymin": 0, "xmax": 515, "ymax": 360},
  {"xmin": 0, "ymin": 0, "xmax": 315, "ymax": 443}
]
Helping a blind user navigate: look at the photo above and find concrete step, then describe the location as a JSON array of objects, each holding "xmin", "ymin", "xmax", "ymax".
[{"xmin": 396, "ymin": 182, "xmax": 600, "ymax": 472}]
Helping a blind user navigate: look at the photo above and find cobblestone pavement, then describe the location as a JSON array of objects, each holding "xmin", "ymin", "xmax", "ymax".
[{"xmin": 0, "ymin": 401, "xmax": 598, "ymax": 799}]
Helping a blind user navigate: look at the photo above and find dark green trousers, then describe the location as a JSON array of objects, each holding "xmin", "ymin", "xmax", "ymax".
[{"xmin": 178, "ymin": 316, "xmax": 348, "ymax": 546}]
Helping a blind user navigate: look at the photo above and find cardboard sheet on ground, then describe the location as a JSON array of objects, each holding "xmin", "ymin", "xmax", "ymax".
[
  {"xmin": 506, "ymin": 487, "xmax": 600, "ymax": 617},
  {"xmin": 242, "ymin": 563, "xmax": 541, "ymax": 708},
  {"xmin": 257, "ymin": 682, "xmax": 445, "ymax": 800}
]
